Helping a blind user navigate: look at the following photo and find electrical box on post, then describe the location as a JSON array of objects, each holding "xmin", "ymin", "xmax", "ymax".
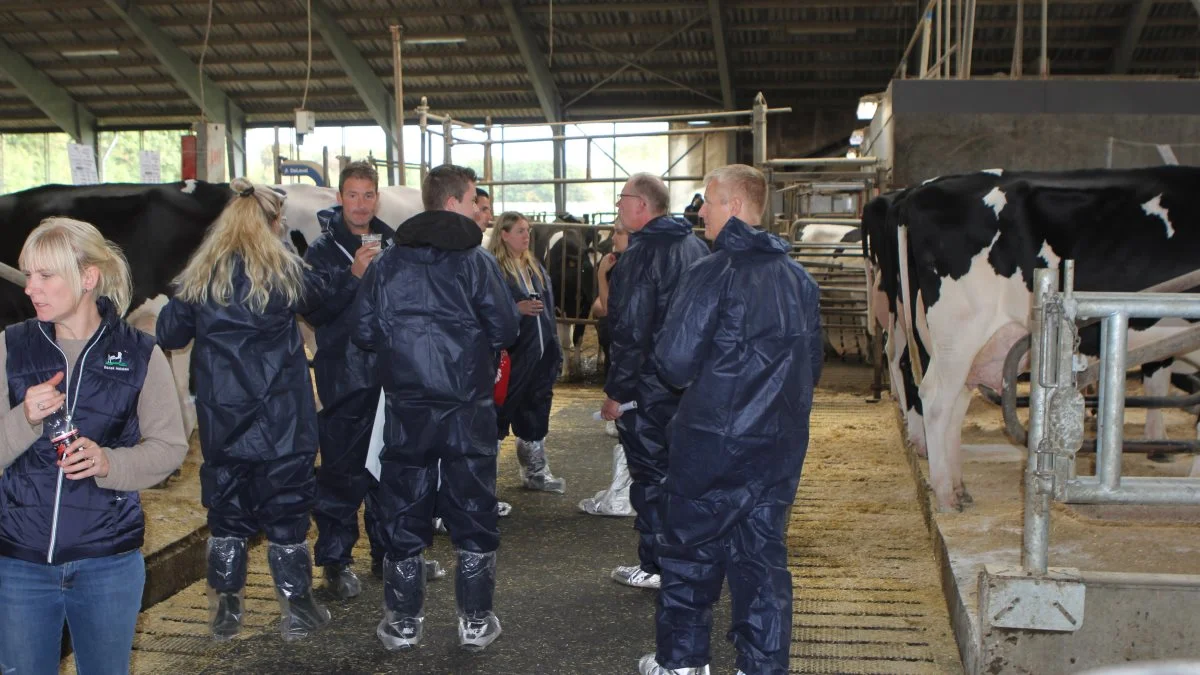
[{"xmin": 295, "ymin": 109, "xmax": 316, "ymax": 136}]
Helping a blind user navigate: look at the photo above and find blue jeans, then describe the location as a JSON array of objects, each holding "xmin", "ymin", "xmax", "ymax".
[{"xmin": 0, "ymin": 550, "xmax": 145, "ymax": 675}]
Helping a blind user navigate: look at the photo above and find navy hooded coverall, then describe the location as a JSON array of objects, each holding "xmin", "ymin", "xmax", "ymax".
[
  {"xmin": 303, "ymin": 206, "xmax": 394, "ymax": 568},
  {"xmin": 157, "ymin": 261, "xmax": 323, "ymax": 546},
  {"xmin": 352, "ymin": 210, "xmax": 519, "ymax": 559},
  {"xmin": 496, "ymin": 261, "xmax": 561, "ymax": 443},
  {"xmin": 651, "ymin": 218, "xmax": 824, "ymax": 675},
  {"xmin": 604, "ymin": 215, "xmax": 709, "ymax": 575}
]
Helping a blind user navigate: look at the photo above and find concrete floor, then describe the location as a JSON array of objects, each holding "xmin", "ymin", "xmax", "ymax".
[{"xmin": 60, "ymin": 367, "xmax": 963, "ymax": 675}]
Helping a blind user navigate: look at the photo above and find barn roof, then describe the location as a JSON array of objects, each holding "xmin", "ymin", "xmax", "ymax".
[{"xmin": 0, "ymin": 0, "xmax": 1197, "ymax": 133}]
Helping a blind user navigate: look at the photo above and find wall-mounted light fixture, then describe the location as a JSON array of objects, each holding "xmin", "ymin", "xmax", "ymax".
[{"xmin": 856, "ymin": 94, "xmax": 880, "ymax": 121}]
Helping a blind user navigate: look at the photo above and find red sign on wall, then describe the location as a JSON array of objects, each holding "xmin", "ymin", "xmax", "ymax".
[{"xmin": 181, "ymin": 135, "xmax": 197, "ymax": 180}]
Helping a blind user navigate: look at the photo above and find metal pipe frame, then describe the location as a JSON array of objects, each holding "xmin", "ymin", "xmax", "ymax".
[
  {"xmin": 763, "ymin": 157, "xmax": 879, "ymax": 168},
  {"xmin": 480, "ymin": 106, "xmax": 792, "ymax": 128},
  {"xmin": 1097, "ymin": 312, "xmax": 1130, "ymax": 491},
  {"xmin": 478, "ymin": 176, "xmax": 706, "ymax": 187},
  {"xmin": 895, "ymin": 0, "xmax": 940, "ymax": 78},
  {"xmin": 408, "ymin": 94, "xmax": 785, "ymax": 207},
  {"xmin": 1023, "ymin": 267, "xmax": 1056, "ymax": 574},
  {"xmin": 447, "ymin": 125, "xmax": 751, "ymax": 146},
  {"xmin": 790, "ymin": 216, "xmax": 863, "ymax": 226},
  {"xmin": 1073, "ymin": 294, "xmax": 1200, "ymax": 320},
  {"xmin": 1063, "ymin": 478, "xmax": 1200, "ymax": 504}
]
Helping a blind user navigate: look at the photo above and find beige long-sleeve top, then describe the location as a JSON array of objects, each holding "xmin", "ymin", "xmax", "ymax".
[{"xmin": 0, "ymin": 330, "xmax": 189, "ymax": 491}]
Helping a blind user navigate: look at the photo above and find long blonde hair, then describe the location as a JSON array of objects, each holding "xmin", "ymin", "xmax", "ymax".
[
  {"xmin": 486, "ymin": 211, "xmax": 546, "ymax": 288},
  {"xmin": 173, "ymin": 177, "xmax": 306, "ymax": 313},
  {"xmin": 19, "ymin": 217, "xmax": 133, "ymax": 315}
]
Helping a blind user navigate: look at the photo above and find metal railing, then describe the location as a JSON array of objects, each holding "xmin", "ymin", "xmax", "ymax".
[
  {"xmin": 402, "ymin": 94, "xmax": 791, "ymax": 213},
  {"xmin": 1024, "ymin": 263, "xmax": 1200, "ymax": 575}
]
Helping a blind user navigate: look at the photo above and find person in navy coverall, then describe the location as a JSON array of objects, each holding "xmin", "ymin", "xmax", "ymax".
[
  {"xmin": 600, "ymin": 173, "xmax": 709, "ymax": 592},
  {"xmin": 638, "ymin": 165, "xmax": 823, "ymax": 675},
  {"xmin": 157, "ymin": 178, "xmax": 331, "ymax": 643},
  {"xmin": 484, "ymin": 210, "xmax": 566, "ymax": 493},
  {"xmin": 353, "ymin": 164, "xmax": 519, "ymax": 653},
  {"xmin": 301, "ymin": 161, "xmax": 395, "ymax": 599}
]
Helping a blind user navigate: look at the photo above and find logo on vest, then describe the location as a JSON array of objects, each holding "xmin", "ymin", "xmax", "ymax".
[{"xmin": 104, "ymin": 350, "xmax": 130, "ymax": 372}]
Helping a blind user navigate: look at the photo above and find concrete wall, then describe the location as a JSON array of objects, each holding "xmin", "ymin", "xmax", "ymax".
[
  {"xmin": 667, "ymin": 122, "xmax": 729, "ymax": 213},
  {"xmin": 978, "ymin": 572, "xmax": 1200, "ymax": 674},
  {"xmin": 866, "ymin": 79, "xmax": 1200, "ymax": 188}
]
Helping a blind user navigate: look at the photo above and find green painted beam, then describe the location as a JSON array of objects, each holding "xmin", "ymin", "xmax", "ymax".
[
  {"xmin": 0, "ymin": 38, "xmax": 96, "ymax": 147},
  {"xmin": 102, "ymin": 0, "xmax": 245, "ymax": 176},
  {"xmin": 708, "ymin": 0, "xmax": 734, "ymax": 110},
  {"xmin": 498, "ymin": 0, "xmax": 562, "ymax": 124}
]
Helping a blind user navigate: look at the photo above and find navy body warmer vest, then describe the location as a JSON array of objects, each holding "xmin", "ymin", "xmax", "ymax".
[{"xmin": 0, "ymin": 308, "xmax": 153, "ymax": 565}]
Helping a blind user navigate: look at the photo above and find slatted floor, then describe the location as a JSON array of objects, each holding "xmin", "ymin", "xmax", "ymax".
[
  {"xmin": 787, "ymin": 391, "xmax": 962, "ymax": 674},
  {"xmin": 61, "ymin": 374, "xmax": 962, "ymax": 674}
]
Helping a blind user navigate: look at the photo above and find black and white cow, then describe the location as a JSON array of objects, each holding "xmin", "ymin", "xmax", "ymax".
[
  {"xmin": 864, "ymin": 167, "xmax": 1200, "ymax": 511},
  {"xmin": 0, "ymin": 180, "xmax": 238, "ymax": 435},
  {"xmin": 532, "ymin": 218, "xmax": 599, "ymax": 377}
]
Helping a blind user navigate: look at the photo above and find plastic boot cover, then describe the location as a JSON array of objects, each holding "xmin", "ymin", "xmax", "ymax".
[
  {"xmin": 578, "ymin": 443, "xmax": 634, "ymax": 516},
  {"xmin": 378, "ymin": 609, "xmax": 426, "ymax": 652},
  {"xmin": 637, "ymin": 654, "xmax": 711, "ymax": 675},
  {"xmin": 611, "ymin": 564, "xmax": 661, "ymax": 589},
  {"xmin": 378, "ymin": 554, "xmax": 427, "ymax": 651},
  {"xmin": 458, "ymin": 612, "xmax": 502, "ymax": 652},
  {"xmin": 323, "ymin": 564, "xmax": 362, "ymax": 600},
  {"xmin": 206, "ymin": 536, "xmax": 248, "ymax": 593},
  {"xmin": 425, "ymin": 559, "xmax": 447, "ymax": 581},
  {"xmin": 267, "ymin": 542, "xmax": 332, "ymax": 642},
  {"xmin": 605, "ymin": 419, "xmax": 619, "ymax": 438},
  {"xmin": 455, "ymin": 549, "xmax": 501, "ymax": 650},
  {"xmin": 207, "ymin": 588, "xmax": 244, "ymax": 642},
  {"xmin": 515, "ymin": 439, "xmax": 566, "ymax": 493}
]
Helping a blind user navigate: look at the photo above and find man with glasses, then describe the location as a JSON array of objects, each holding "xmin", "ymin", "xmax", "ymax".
[{"xmin": 600, "ymin": 173, "xmax": 708, "ymax": 590}]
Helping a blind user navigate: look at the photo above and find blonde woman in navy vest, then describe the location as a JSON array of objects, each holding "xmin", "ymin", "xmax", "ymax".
[{"xmin": 0, "ymin": 218, "xmax": 188, "ymax": 674}]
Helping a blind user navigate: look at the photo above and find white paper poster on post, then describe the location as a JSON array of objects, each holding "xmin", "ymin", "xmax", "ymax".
[
  {"xmin": 67, "ymin": 143, "xmax": 99, "ymax": 185},
  {"xmin": 139, "ymin": 150, "xmax": 161, "ymax": 183},
  {"xmin": 204, "ymin": 122, "xmax": 226, "ymax": 183}
]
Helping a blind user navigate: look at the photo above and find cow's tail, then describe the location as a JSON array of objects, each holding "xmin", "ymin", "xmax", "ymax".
[{"xmin": 896, "ymin": 224, "xmax": 924, "ymax": 387}]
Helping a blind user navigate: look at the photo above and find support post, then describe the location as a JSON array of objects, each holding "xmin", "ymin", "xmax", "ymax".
[
  {"xmin": 1098, "ymin": 312, "xmax": 1130, "ymax": 491},
  {"xmin": 390, "ymin": 25, "xmax": 406, "ymax": 186},
  {"xmin": 1023, "ymin": 266, "xmax": 1056, "ymax": 575}
]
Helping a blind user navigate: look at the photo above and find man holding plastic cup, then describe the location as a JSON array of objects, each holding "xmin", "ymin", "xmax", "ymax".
[{"xmin": 300, "ymin": 161, "xmax": 395, "ymax": 599}]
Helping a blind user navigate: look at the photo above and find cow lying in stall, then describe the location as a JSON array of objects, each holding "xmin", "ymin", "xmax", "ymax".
[{"xmin": 864, "ymin": 167, "xmax": 1200, "ymax": 511}]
